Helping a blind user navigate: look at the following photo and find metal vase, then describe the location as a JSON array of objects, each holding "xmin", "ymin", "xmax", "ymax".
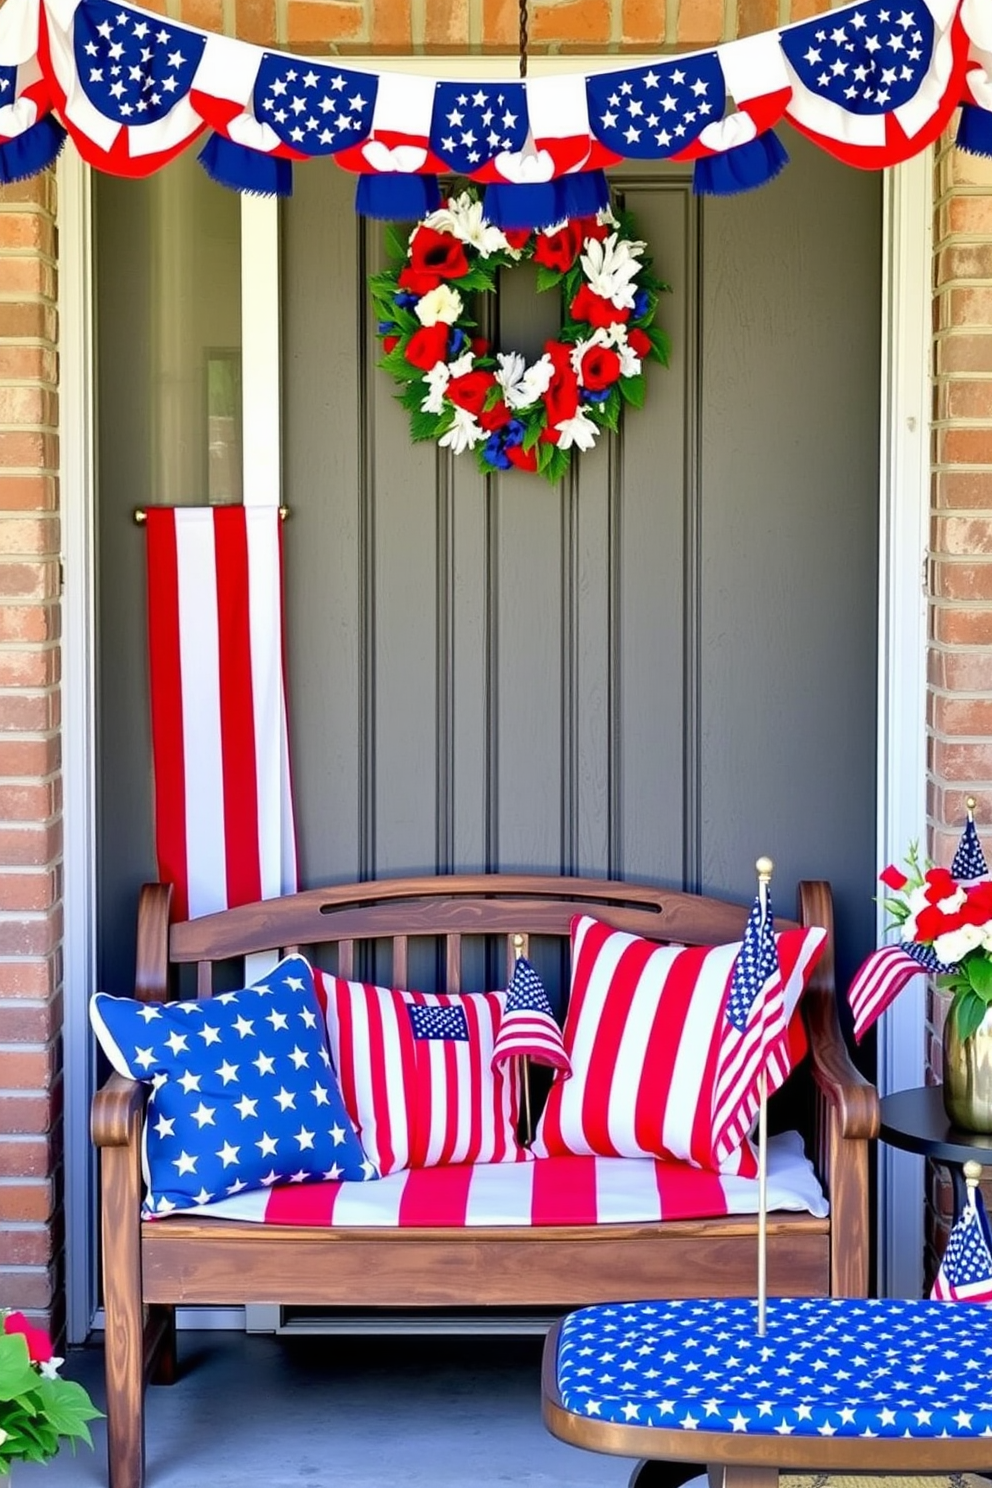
[{"xmin": 943, "ymin": 1004, "xmax": 992, "ymax": 1133}]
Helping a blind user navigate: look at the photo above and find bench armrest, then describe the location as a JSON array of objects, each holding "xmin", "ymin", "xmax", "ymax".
[{"xmin": 92, "ymin": 1073, "xmax": 147, "ymax": 1148}]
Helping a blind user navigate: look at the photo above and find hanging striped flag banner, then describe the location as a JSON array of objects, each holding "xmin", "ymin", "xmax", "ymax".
[{"xmin": 145, "ymin": 505, "xmax": 298, "ymax": 921}]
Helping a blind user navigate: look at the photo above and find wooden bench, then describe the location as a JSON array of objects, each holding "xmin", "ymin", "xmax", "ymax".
[{"xmin": 91, "ymin": 873, "xmax": 879, "ymax": 1488}]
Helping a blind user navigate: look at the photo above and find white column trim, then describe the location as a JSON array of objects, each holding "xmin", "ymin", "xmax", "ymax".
[
  {"xmin": 876, "ymin": 148, "xmax": 933, "ymax": 1300},
  {"xmin": 240, "ymin": 194, "xmax": 280, "ymax": 509},
  {"xmin": 58, "ymin": 145, "xmax": 99, "ymax": 1344}
]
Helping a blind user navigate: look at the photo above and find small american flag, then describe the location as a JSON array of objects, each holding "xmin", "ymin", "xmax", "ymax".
[
  {"xmin": 847, "ymin": 939, "xmax": 953, "ymax": 1043},
  {"xmin": 951, "ymin": 816, "xmax": 989, "ymax": 885},
  {"xmin": 711, "ymin": 889, "xmax": 788, "ymax": 1167},
  {"xmin": 932, "ymin": 1186, "xmax": 992, "ymax": 1304},
  {"xmin": 491, "ymin": 958, "xmax": 571, "ymax": 1075}
]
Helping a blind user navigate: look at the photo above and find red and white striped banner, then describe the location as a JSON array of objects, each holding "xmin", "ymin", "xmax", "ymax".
[
  {"xmin": 145, "ymin": 505, "xmax": 297, "ymax": 920},
  {"xmin": 156, "ymin": 1129, "xmax": 827, "ymax": 1226}
]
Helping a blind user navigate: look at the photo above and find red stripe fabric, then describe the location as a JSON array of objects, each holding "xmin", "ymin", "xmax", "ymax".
[
  {"xmin": 145, "ymin": 510, "xmax": 189, "ymax": 921},
  {"xmin": 534, "ymin": 916, "xmax": 826, "ymax": 1174},
  {"xmin": 319, "ymin": 972, "xmax": 524, "ymax": 1177},
  {"xmin": 653, "ymin": 1160, "xmax": 726, "ymax": 1221},
  {"xmin": 213, "ymin": 508, "xmax": 262, "ymax": 907},
  {"xmin": 265, "ymin": 1180, "xmax": 340, "ymax": 1226},
  {"xmin": 398, "ymin": 1164, "xmax": 474, "ymax": 1226},
  {"xmin": 531, "ymin": 1153, "xmax": 599, "ymax": 1226}
]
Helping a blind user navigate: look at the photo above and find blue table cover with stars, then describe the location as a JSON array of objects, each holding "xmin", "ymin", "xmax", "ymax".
[{"xmin": 555, "ymin": 1297, "xmax": 992, "ymax": 1439}]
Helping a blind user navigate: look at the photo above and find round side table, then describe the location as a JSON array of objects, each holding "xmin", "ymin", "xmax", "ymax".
[{"xmin": 879, "ymin": 1084, "xmax": 992, "ymax": 1222}]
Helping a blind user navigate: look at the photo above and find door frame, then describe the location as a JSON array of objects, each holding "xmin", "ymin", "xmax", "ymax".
[{"xmin": 59, "ymin": 136, "xmax": 932, "ymax": 1339}]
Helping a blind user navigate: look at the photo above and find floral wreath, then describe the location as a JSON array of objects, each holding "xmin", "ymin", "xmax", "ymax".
[{"xmin": 371, "ymin": 189, "xmax": 670, "ymax": 483}]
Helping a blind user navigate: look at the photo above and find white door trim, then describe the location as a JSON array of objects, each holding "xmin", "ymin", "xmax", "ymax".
[
  {"xmin": 59, "ymin": 144, "xmax": 931, "ymax": 1335},
  {"xmin": 875, "ymin": 149, "xmax": 933, "ymax": 1300}
]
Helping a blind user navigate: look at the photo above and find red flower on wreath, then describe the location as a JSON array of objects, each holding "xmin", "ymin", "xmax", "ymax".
[
  {"xmin": 507, "ymin": 443, "xmax": 538, "ymax": 472},
  {"xmin": 541, "ymin": 340, "xmax": 580, "ymax": 441},
  {"xmin": 627, "ymin": 327, "xmax": 653, "ymax": 359},
  {"xmin": 578, "ymin": 344, "xmax": 622, "ymax": 391},
  {"xmin": 398, "ymin": 226, "xmax": 471, "ymax": 295},
  {"xmin": 571, "ymin": 283, "xmax": 630, "ymax": 328},
  {"xmin": 447, "ymin": 370, "xmax": 497, "ymax": 418},
  {"xmin": 404, "ymin": 324, "xmax": 450, "ymax": 371},
  {"xmin": 4, "ymin": 1310, "xmax": 54, "ymax": 1364},
  {"xmin": 533, "ymin": 222, "xmax": 583, "ymax": 274}
]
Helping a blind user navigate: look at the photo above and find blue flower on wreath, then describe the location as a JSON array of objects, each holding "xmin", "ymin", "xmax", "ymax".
[
  {"xmin": 482, "ymin": 418, "xmax": 526, "ymax": 470},
  {"xmin": 581, "ymin": 387, "xmax": 611, "ymax": 404},
  {"xmin": 394, "ymin": 290, "xmax": 419, "ymax": 309},
  {"xmin": 448, "ymin": 327, "xmax": 469, "ymax": 358},
  {"xmin": 632, "ymin": 288, "xmax": 650, "ymax": 319}
]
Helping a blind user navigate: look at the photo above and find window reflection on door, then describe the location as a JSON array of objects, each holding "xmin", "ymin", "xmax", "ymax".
[{"xmin": 206, "ymin": 349, "xmax": 243, "ymax": 502}]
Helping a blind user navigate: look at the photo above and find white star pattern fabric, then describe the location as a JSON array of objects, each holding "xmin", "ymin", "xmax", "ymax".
[
  {"xmin": 172, "ymin": 1128, "xmax": 827, "ymax": 1227},
  {"xmin": 556, "ymin": 1295, "xmax": 992, "ymax": 1435},
  {"xmin": 252, "ymin": 54, "xmax": 374, "ymax": 156},
  {"xmin": 586, "ymin": 55, "xmax": 726, "ymax": 159},
  {"xmin": 319, "ymin": 973, "xmax": 528, "ymax": 1176},
  {"xmin": 532, "ymin": 915, "xmax": 826, "ymax": 1176},
  {"xmin": 429, "ymin": 80, "xmax": 528, "ymax": 176},
  {"xmin": 90, "ymin": 954, "xmax": 376, "ymax": 1216}
]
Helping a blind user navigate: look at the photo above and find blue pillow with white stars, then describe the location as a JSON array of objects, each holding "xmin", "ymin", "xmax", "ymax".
[{"xmin": 90, "ymin": 953, "xmax": 377, "ymax": 1216}]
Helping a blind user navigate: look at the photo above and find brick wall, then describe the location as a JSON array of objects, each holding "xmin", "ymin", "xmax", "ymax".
[
  {"xmin": 926, "ymin": 138, "xmax": 992, "ymax": 1288},
  {"xmin": 0, "ymin": 171, "xmax": 63, "ymax": 1337},
  {"xmin": 130, "ymin": 0, "xmax": 835, "ymax": 52}
]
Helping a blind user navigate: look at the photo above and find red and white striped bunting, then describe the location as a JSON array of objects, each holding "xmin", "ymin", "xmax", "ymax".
[{"xmin": 145, "ymin": 505, "xmax": 297, "ymax": 921}]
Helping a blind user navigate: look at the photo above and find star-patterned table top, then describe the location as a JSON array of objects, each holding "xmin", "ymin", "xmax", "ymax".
[{"xmin": 555, "ymin": 1297, "xmax": 992, "ymax": 1441}]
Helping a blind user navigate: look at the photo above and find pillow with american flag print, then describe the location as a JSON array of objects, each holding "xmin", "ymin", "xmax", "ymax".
[
  {"xmin": 90, "ymin": 954, "xmax": 377, "ymax": 1217},
  {"xmin": 317, "ymin": 973, "xmax": 531, "ymax": 1177},
  {"xmin": 531, "ymin": 915, "xmax": 826, "ymax": 1176}
]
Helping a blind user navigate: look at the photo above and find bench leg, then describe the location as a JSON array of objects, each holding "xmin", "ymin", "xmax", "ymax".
[
  {"xmin": 147, "ymin": 1305, "xmax": 177, "ymax": 1387},
  {"xmin": 711, "ymin": 1468, "xmax": 779, "ymax": 1488},
  {"xmin": 101, "ymin": 1142, "xmax": 146, "ymax": 1488}
]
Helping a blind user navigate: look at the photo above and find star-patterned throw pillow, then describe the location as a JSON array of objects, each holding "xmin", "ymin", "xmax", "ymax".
[{"xmin": 90, "ymin": 954, "xmax": 377, "ymax": 1216}]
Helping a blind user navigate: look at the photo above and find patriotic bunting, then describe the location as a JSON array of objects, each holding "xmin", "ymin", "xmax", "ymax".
[{"xmin": 0, "ymin": 0, "xmax": 980, "ymax": 211}]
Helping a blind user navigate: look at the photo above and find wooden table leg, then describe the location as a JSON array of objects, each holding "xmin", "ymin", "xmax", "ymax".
[{"xmin": 627, "ymin": 1462, "xmax": 706, "ymax": 1488}]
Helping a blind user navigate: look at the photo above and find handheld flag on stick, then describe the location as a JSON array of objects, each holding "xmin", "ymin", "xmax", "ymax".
[
  {"xmin": 951, "ymin": 796, "xmax": 989, "ymax": 884},
  {"xmin": 719, "ymin": 856, "xmax": 785, "ymax": 1336},
  {"xmin": 932, "ymin": 1161, "xmax": 992, "ymax": 1304}
]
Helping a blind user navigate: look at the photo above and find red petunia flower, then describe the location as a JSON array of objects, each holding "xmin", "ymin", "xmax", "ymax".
[
  {"xmin": 541, "ymin": 340, "xmax": 580, "ymax": 437},
  {"xmin": 626, "ymin": 327, "xmax": 652, "ymax": 359},
  {"xmin": 4, "ymin": 1311, "xmax": 54, "ymax": 1364},
  {"xmin": 571, "ymin": 283, "xmax": 630, "ymax": 328},
  {"xmin": 507, "ymin": 443, "xmax": 538, "ymax": 472},
  {"xmin": 533, "ymin": 221, "xmax": 583, "ymax": 274},
  {"xmin": 579, "ymin": 345, "xmax": 622, "ymax": 392},
  {"xmin": 447, "ymin": 370, "xmax": 498, "ymax": 418},
  {"xmin": 398, "ymin": 226, "xmax": 471, "ymax": 296},
  {"xmin": 879, "ymin": 863, "xmax": 909, "ymax": 892},
  {"xmin": 404, "ymin": 324, "xmax": 450, "ymax": 371}
]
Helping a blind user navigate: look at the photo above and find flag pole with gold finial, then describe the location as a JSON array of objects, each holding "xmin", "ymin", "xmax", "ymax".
[{"xmin": 756, "ymin": 855, "xmax": 773, "ymax": 1338}]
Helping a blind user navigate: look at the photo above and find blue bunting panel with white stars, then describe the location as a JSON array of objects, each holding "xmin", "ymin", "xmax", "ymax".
[
  {"xmin": 780, "ymin": 1, "xmax": 935, "ymax": 118},
  {"xmin": 556, "ymin": 1297, "xmax": 992, "ymax": 1437},
  {"xmin": 252, "ymin": 55, "xmax": 375, "ymax": 157},
  {"xmin": 73, "ymin": 0, "xmax": 205, "ymax": 128},
  {"xmin": 429, "ymin": 81, "xmax": 528, "ymax": 174},
  {"xmin": 90, "ymin": 953, "xmax": 377, "ymax": 1216},
  {"xmin": 586, "ymin": 56, "xmax": 726, "ymax": 160}
]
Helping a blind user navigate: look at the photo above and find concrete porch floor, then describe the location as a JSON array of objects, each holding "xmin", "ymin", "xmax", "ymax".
[{"xmin": 18, "ymin": 1330, "xmax": 634, "ymax": 1486}]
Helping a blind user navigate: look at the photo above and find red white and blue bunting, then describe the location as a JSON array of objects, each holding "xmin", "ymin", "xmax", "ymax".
[{"xmin": 0, "ymin": 0, "xmax": 985, "ymax": 224}]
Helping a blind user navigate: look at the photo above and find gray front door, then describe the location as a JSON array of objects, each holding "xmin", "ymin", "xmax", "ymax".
[{"xmin": 96, "ymin": 129, "xmax": 880, "ymax": 1000}]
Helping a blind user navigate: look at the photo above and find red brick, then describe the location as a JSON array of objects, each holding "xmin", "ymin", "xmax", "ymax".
[
  {"xmin": 0, "ymin": 302, "xmax": 56, "ymax": 342},
  {"xmin": 0, "ymin": 214, "xmax": 55, "ymax": 255},
  {"xmin": 234, "ymin": 0, "xmax": 276, "ymax": 45},
  {"xmin": 785, "ymin": 0, "xmax": 831, "ymax": 15},
  {"xmin": 931, "ymin": 695, "xmax": 992, "ymax": 736},
  {"xmin": 0, "ymin": 994, "xmax": 60, "ymax": 1041},
  {"xmin": 932, "ymin": 560, "xmax": 992, "ymax": 601},
  {"xmin": 928, "ymin": 648, "xmax": 992, "ymax": 691},
  {"xmin": 737, "ymin": 0, "xmax": 776, "ymax": 35},
  {"xmin": 481, "ymin": 0, "xmax": 517, "ymax": 46},
  {"xmin": 180, "ymin": 0, "xmax": 225, "ymax": 30},
  {"xmin": 0, "ymin": 737, "xmax": 59, "ymax": 775},
  {"xmin": 933, "ymin": 515, "xmax": 992, "ymax": 556},
  {"xmin": 939, "ymin": 286, "xmax": 992, "ymax": 330},
  {"xmin": 0, "ymin": 604, "xmax": 58, "ymax": 642},
  {"xmin": 0, "ymin": 824, "xmax": 61, "ymax": 867},
  {"xmin": 0, "ymin": 563, "xmax": 58, "ymax": 601},
  {"xmin": 931, "ymin": 738, "xmax": 992, "ymax": 780},
  {"xmin": 0, "ymin": 474, "xmax": 57, "ymax": 511},
  {"xmin": 0, "ymin": 781, "xmax": 57, "ymax": 820},
  {"xmin": 0, "ymin": 690, "xmax": 60, "ymax": 731},
  {"xmin": 0, "ymin": 1225, "xmax": 54, "ymax": 1266},
  {"xmin": 935, "ymin": 470, "xmax": 992, "ymax": 508},
  {"xmin": 0, "ymin": 1180, "xmax": 54, "ymax": 1222},
  {"xmin": 936, "ymin": 426, "xmax": 992, "ymax": 465},
  {"xmin": 0, "ymin": 917, "xmax": 62, "ymax": 958},
  {"xmin": 0, "ymin": 1135, "xmax": 54, "ymax": 1176},
  {"xmin": 286, "ymin": 0, "xmax": 365, "ymax": 42},
  {"xmin": 0, "ymin": 1087, "xmax": 59, "ymax": 1135},
  {"xmin": 936, "ymin": 244, "xmax": 992, "ymax": 282},
  {"xmin": 531, "ymin": 0, "xmax": 611, "ymax": 44},
  {"xmin": 934, "ymin": 607, "xmax": 992, "ymax": 645},
  {"xmin": 0, "ymin": 873, "xmax": 57, "ymax": 913},
  {"xmin": 0, "ymin": 175, "xmax": 56, "ymax": 211},
  {"xmin": 0, "ymin": 432, "xmax": 58, "ymax": 471},
  {"xmin": 936, "ymin": 336, "xmax": 992, "ymax": 376},
  {"xmin": 0, "ymin": 649, "xmax": 59, "ymax": 688},
  {"xmin": 622, "ymin": 0, "xmax": 665, "ymax": 43},
  {"xmin": 0, "ymin": 1264, "xmax": 59, "ymax": 1312},
  {"xmin": 0, "ymin": 259, "xmax": 56, "ymax": 299},
  {"xmin": 676, "ymin": 0, "xmax": 721, "ymax": 44},
  {"xmin": 947, "ymin": 196, "xmax": 992, "ymax": 235},
  {"xmin": 937, "ymin": 381, "xmax": 992, "ymax": 422},
  {"xmin": 425, "ymin": 0, "xmax": 468, "ymax": 45},
  {"xmin": 0, "ymin": 959, "xmax": 60, "ymax": 999}
]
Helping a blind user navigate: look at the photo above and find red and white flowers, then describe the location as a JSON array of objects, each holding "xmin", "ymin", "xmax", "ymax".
[
  {"xmin": 371, "ymin": 188, "xmax": 670, "ymax": 484},
  {"xmin": 0, "ymin": 1310, "xmax": 101, "ymax": 1471}
]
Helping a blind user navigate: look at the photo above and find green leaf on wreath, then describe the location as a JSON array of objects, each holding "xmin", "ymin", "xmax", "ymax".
[
  {"xmin": 648, "ymin": 326, "xmax": 671, "ymax": 365},
  {"xmin": 522, "ymin": 419, "xmax": 545, "ymax": 452},
  {"xmin": 619, "ymin": 374, "xmax": 647, "ymax": 409},
  {"xmin": 597, "ymin": 388, "xmax": 622, "ymax": 433},
  {"xmin": 535, "ymin": 263, "xmax": 564, "ymax": 293},
  {"xmin": 384, "ymin": 223, "xmax": 409, "ymax": 263},
  {"xmin": 542, "ymin": 445, "xmax": 572, "ymax": 484}
]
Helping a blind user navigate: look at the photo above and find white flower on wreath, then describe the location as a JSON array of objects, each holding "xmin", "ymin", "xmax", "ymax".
[
  {"xmin": 416, "ymin": 284, "xmax": 464, "ymax": 327},
  {"xmin": 439, "ymin": 405, "xmax": 486, "ymax": 454},
  {"xmin": 580, "ymin": 232, "xmax": 646, "ymax": 310},
  {"xmin": 420, "ymin": 350, "xmax": 474, "ymax": 414},
  {"xmin": 571, "ymin": 327, "xmax": 642, "ymax": 384},
  {"xmin": 495, "ymin": 351, "xmax": 555, "ymax": 410},
  {"xmin": 554, "ymin": 408, "xmax": 600, "ymax": 452},
  {"xmin": 421, "ymin": 193, "xmax": 510, "ymax": 258}
]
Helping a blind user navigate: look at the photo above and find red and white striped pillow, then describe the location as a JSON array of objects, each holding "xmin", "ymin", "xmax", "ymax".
[
  {"xmin": 532, "ymin": 915, "xmax": 827, "ymax": 1176},
  {"xmin": 317, "ymin": 973, "xmax": 528, "ymax": 1176}
]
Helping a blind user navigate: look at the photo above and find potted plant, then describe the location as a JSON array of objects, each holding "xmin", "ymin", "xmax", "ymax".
[{"xmin": 1, "ymin": 1311, "xmax": 101, "ymax": 1475}]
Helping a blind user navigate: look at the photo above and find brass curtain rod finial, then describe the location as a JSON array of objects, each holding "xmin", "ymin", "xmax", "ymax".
[{"xmin": 134, "ymin": 506, "xmax": 290, "ymax": 524}]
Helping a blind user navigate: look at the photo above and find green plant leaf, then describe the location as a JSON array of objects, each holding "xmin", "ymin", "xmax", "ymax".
[
  {"xmin": 619, "ymin": 374, "xmax": 646, "ymax": 409},
  {"xmin": 37, "ymin": 1376, "xmax": 102, "ymax": 1442},
  {"xmin": 647, "ymin": 326, "xmax": 671, "ymax": 366},
  {"xmin": 540, "ymin": 444, "xmax": 572, "ymax": 485},
  {"xmin": 383, "ymin": 223, "xmax": 409, "ymax": 263},
  {"xmin": 535, "ymin": 263, "xmax": 564, "ymax": 293},
  {"xmin": 968, "ymin": 955, "xmax": 992, "ymax": 1001},
  {"xmin": 954, "ymin": 988, "xmax": 989, "ymax": 1042},
  {"xmin": 522, "ymin": 419, "xmax": 545, "ymax": 452},
  {"xmin": 0, "ymin": 1335, "xmax": 38, "ymax": 1401}
]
